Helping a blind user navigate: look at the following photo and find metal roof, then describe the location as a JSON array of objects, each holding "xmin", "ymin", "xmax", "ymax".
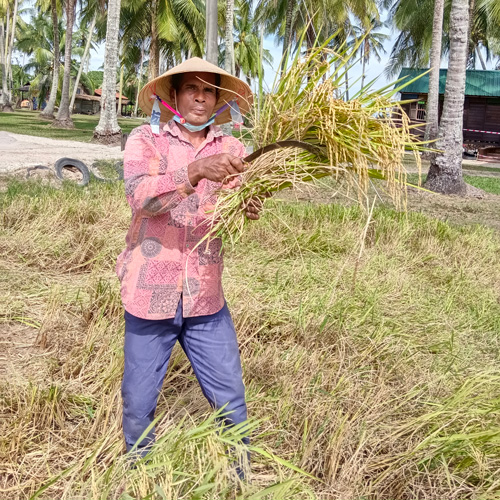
[{"xmin": 397, "ymin": 68, "xmax": 500, "ymax": 97}]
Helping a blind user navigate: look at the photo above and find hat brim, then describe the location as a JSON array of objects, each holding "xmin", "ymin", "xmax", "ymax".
[{"xmin": 138, "ymin": 57, "xmax": 253, "ymax": 125}]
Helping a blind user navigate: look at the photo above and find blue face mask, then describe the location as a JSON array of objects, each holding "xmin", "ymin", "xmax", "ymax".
[{"xmin": 173, "ymin": 113, "xmax": 216, "ymax": 132}]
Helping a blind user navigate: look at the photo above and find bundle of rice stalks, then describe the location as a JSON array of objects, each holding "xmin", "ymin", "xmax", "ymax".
[{"xmin": 207, "ymin": 35, "xmax": 424, "ymax": 247}]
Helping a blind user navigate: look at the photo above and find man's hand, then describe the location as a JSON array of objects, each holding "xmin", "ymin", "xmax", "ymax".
[
  {"xmin": 188, "ymin": 154, "xmax": 245, "ymax": 186},
  {"xmin": 243, "ymin": 197, "xmax": 264, "ymax": 220}
]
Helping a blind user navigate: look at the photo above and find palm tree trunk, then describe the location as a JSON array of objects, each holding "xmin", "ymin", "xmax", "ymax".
[
  {"xmin": 54, "ymin": 0, "xmax": 77, "ymax": 128},
  {"xmin": 40, "ymin": 0, "xmax": 60, "ymax": 119},
  {"xmin": 148, "ymin": 0, "xmax": 159, "ymax": 80},
  {"xmin": 206, "ymin": 0, "xmax": 218, "ymax": 64},
  {"xmin": 94, "ymin": 0, "xmax": 122, "ymax": 143},
  {"xmin": 281, "ymin": 0, "xmax": 295, "ymax": 73},
  {"xmin": 0, "ymin": 20, "xmax": 10, "ymax": 111},
  {"xmin": 134, "ymin": 41, "xmax": 144, "ymax": 117},
  {"xmin": 424, "ymin": 0, "xmax": 445, "ymax": 143},
  {"xmin": 258, "ymin": 22, "xmax": 264, "ymax": 118},
  {"xmin": 117, "ymin": 64, "xmax": 124, "ymax": 117},
  {"xmin": 361, "ymin": 41, "xmax": 366, "ymax": 89},
  {"xmin": 224, "ymin": 0, "xmax": 235, "ymax": 75},
  {"xmin": 3, "ymin": 0, "xmax": 18, "ymax": 109},
  {"xmin": 424, "ymin": 0, "xmax": 469, "ymax": 195},
  {"xmin": 4, "ymin": 5, "xmax": 9, "ymax": 64},
  {"xmin": 70, "ymin": 10, "xmax": 97, "ymax": 113}
]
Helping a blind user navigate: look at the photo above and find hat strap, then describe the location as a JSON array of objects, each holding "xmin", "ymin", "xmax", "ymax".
[{"xmin": 152, "ymin": 94, "xmax": 185, "ymax": 123}]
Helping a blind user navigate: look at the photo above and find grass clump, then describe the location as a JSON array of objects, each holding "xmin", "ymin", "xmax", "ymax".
[{"xmin": 1, "ymin": 179, "xmax": 500, "ymax": 499}]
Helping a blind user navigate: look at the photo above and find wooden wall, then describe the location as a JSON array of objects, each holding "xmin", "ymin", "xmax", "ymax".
[{"xmin": 400, "ymin": 93, "xmax": 500, "ymax": 145}]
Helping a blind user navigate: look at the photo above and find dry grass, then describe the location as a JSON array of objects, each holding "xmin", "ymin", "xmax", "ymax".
[{"xmin": 1, "ymin": 178, "xmax": 500, "ymax": 499}]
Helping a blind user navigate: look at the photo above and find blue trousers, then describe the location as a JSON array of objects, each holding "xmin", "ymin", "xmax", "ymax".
[{"xmin": 121, "ymin": 297, "xmax": 248, "ymax": 455}]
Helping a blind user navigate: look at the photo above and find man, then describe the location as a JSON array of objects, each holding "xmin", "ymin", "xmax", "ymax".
[{"xmin": 116, "ymin": 58, "xmax": 258, "ymax": 467}]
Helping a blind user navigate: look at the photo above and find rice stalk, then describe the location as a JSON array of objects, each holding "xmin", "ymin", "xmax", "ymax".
[{"xmin": 206, "ymin": 35, "xmax": 424, "ymax": 247}]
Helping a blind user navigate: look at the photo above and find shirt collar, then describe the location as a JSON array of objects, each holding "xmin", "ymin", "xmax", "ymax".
[{"xmin": 163, "ymin": 119, "xmax": 223, "ymax": 144}]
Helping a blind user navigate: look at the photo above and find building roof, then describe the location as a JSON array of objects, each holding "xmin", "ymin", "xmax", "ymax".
[
  {"xmin": 75, "ymin": 94, "xmax": 101, "ymax": 101},
  {"xmin": 397, "ymin": 68, "xmax": 500, "ymax": 98},
  {"xmin": 94, "ymin": 88, "xmax": 129, "ymax": 102}
]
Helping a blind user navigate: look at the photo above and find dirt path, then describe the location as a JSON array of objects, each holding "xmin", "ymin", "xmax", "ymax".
[{"xmin": 0, "ymin": 131, "xmax": 123, "ymax": 175}]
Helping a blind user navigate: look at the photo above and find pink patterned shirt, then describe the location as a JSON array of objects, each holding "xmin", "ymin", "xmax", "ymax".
[{"xmin": 116, "ymin": 120, "xmax": 246, "ymax": 319}]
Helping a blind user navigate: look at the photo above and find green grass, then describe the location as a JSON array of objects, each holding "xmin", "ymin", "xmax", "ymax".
[
  {"xmin": 407, "ymin": 172, "xmax": 500, "ymax": 194},
  {"xmin": 0, "ymin": 110, "xmax": 144, "ymax": 142},
  {"xmin": 1, "ymin": 179, "xmax": 500, "ymax": 499}
]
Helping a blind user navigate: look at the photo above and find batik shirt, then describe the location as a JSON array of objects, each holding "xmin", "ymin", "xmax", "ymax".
[{"xmin": 116, "ymin": 120, "xmax": 246, "ymax": 319}]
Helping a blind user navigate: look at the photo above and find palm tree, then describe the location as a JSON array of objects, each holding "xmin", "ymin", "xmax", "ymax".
[
  {"xmin": 1, "ymin": 19, "xmax": 9, "ymax": 111},
  {"xmin": 385, "ymin": 0, "xmax": 500, "ymax": 76},
  {"xmin": 220, "ymin": 0, "xmax": 273, "ymax": 83},
  {"xmin": 424, "ymin": 0, "xmax": 469, "ymax": 195},
  {"xmin": 54, "ymin": 0, "xmax": 77, "ymax": 128},
  {"xmin": 1, "ymin": 0, "xmax": 20, "ymax": 111},
  {"xmin": 69, "ymin": 9, "xmax": 98, "ymax": 112},
  {"xmin": 39, "ymin": 0, "xmax": 61, "ymax": 119},
  {"xmin": 120, "ymin": 0, "xmax": 205, "ymax": 81},
  {"xmin": 93, "ymin": 0, "xmax": 122, "ymax": 142},
  {"xmin": 15, "ymin": 11, "xmax": 64, "ymax": 109},
  {"xmin": 351, "ymin": 19, "xmax": 388, "ymax": 89}
]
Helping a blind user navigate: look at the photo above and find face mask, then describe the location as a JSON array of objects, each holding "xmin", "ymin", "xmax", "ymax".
[{"xmin": 173, "ymin": 113, "xmax": 215, "ymax": 132}]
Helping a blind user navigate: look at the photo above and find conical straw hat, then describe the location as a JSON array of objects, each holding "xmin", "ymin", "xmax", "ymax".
[{"xmin": 138, "ymin": 57, "xmax": 253, "ymax": 125}]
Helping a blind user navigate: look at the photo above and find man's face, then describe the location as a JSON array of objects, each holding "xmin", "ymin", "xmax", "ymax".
[{"xmin": 171, "ymin": 72, "xmax": 218, "ymax": 125}]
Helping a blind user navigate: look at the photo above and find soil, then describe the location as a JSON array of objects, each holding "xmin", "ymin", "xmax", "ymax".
[{"xmin": 0, "ymin": 131, "xmax": 123, "ymax": 175}]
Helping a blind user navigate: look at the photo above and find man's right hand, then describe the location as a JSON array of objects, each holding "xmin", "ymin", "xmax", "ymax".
[{"xmin": 188, "ymin": 154, "xmax": 245, "ymax": 187}]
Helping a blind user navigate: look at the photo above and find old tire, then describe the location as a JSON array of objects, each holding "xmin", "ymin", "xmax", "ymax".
[
  {"xmin": 54, "ymin": 158, "xmax": 90, "ymax": 186},
  {"xmin": 26, "ymin": 165, "xmax": 52, "ymax": 178}
]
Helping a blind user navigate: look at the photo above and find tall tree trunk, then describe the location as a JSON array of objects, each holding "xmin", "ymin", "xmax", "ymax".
[
  {"xmin": 4, "ymin": 5, "xmax": 10, "ymax": 64},
  {"xmin": 7, "ymin": 0, "xmax": 19, "ymax": 103},
  {"xmin": 424, "ymin": 0, "xmax": 469, "ymax": 195},
  {"xmin": 361, "ymin": 41, "xmax": 366, "ymax": 89},
  {"xmin": 224, "ymin": 0, "xmax": 235, "ymax": 75},
  {"xmin": 281, "ymin": 0, "xmax": 295, "ymax": 73},
  {"xmin": 205, "ymin": 0, "xmax": 218, "ymax": 64},
  {"xmin": 0, "ymin": 20, "xmax": 10, "ymax": 111},
  {"xmin": 94, "ymin": 0, "xmax": 122, "ymax": 143},
  {"xmin": 424, "ymin": 0, "xmax": 445, "ymax": 143},
  {"xmin": 258, "ymin": 23, "xmax": 264, "ymax": 119},
  {"xmin": 70, "ymin": 10, "xmax": 97, "ymax": 113},
  {"xmin": 54, "ymin": 0, "xmax": 77, "ymax": 128},
  {"xmin": 117, "ymin": 64, "xmax": 124, "ymax": 117},
  {"xmin": 134, "ymin": 41, "xmax": 144, "ymax": 117},
  {"xmin": 3, "ymin": 0, "xmax": 18, "ymax": 110},
  {"xmin": 148, "ymin": 0, "xmax": 159, "ymax": 80},
  {"xmin": 1, "ymin": 20, "xmax": 12, "ymax": 111},
  {"xmin": 40, "ymin": 0, "xmax": 60, "ymax": 119}
]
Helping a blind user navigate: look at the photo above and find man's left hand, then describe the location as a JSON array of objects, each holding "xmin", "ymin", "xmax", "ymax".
[{"xmin": 244, "ymin": 197, "xmax": 264, "ymax": 220}]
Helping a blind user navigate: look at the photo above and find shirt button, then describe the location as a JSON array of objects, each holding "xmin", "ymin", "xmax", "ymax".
[{"xmin": 186, "ymin": 243, "xmax": 190, "ymax": 248}]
